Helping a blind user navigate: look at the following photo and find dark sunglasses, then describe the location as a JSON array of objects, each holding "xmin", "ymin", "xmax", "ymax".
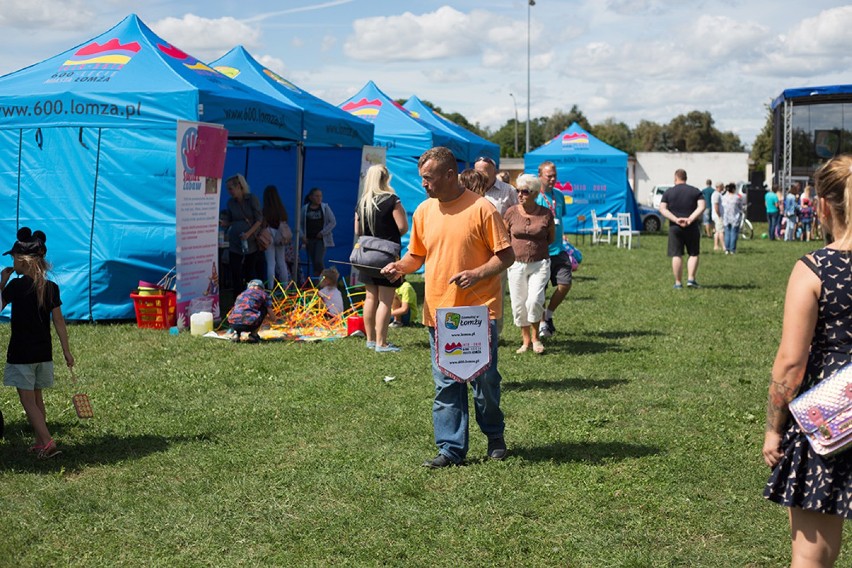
[
  {"xmin": 475, "ymin": 156, "xmax": 496, "ymax": 166},
  {"xmin": 517, "ymin": 189, "xmax": 532, "ymax": 195}
]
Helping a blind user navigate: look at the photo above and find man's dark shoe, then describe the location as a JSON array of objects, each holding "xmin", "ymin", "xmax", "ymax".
[
  {"xmin": 422, "ymin": 454, "xmax": 455, "ymax": 469},
  {"xmin": 487, "ymin": 437, "xmax": 507, "ymax": 460}
]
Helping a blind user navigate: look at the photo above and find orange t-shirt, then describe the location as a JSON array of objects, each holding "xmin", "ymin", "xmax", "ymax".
[{"xmin": 408, "ymin": 189, "xmax": 511, "ymax": 327}]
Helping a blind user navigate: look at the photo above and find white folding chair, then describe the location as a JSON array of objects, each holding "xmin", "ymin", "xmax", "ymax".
[
  {"xmin": 616, "ymin": 212, "xmax": 640, "ymax": 249},
  {"xmin": 591, "ymin": 210, "xmax": 612, "ymax": 245}
]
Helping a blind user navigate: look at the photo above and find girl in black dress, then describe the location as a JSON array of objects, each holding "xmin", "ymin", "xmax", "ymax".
[{"xmin": 763, "ymin": 155, "xmax": 852, "ymax": 566}]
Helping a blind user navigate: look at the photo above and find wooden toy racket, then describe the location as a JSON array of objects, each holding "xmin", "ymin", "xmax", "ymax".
[{"xmin": 70, "ymin": 368, "xmax": 93, "ymax": 419}]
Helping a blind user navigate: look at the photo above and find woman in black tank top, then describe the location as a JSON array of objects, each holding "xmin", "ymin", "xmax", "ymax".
[{"xmin": 355, "ymin": 164, "xmax": 408, "ymax": 352}]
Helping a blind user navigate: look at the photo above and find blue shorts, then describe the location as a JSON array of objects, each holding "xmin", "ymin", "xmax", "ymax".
[{"xmin": 4, "ymin": 362, "xmax": 55, "ymax": 390}]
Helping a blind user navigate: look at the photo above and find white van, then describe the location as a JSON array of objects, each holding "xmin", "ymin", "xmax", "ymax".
[{"xmin": 651, "ymin": 185, "xmax": 673, "ymax": 209}]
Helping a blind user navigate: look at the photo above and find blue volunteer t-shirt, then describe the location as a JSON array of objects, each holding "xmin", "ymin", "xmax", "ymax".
[{"xmin": 536, "ymin": 189, "xmax": 565, "ymax": 256}]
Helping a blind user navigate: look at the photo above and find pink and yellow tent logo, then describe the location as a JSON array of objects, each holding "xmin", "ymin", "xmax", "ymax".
[
  {"xmin": 158, "ymin": 43, "xmax": 218, "ymax": 77},
  {"xmin": 47, "ymin": 38, "xmax": 141, "ymax": 83},
  {"xmin": 561, "ymin": 132, "xmax": 589, "ymax": 149},
  {"xmin": 555, "ymin": 181, "xmax": 574, "ymax": 204},
  {"xmin": 341, "ymin": 98, "xmax": 382, "ymax": 120}
]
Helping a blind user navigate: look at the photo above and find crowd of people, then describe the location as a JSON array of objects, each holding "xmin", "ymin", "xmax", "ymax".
[
  {"xmin": 696, "ymin": 177, "xmax": 820, "ymax": 256},
  {"xmin": 7, "ymin": 144, "xmax": 852, "ymax": 566}
]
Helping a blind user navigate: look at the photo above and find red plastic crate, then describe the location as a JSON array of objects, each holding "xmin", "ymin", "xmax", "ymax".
[{"xmin": 130, "ymin": 290, "xmax": 176, "ymax": 329}]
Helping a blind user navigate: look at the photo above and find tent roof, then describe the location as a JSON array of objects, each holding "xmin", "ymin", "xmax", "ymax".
[
  {"xmin": 525, "ymin": 122, "xmax": 627, "ymax": 167},
  {"xmin": 771, "ymin": 84, "xmax": 852, "ymax": 110},
  {"xmin": 0, "ymin": 14, "xmax": 302, "ymax": 139},
  {"xmin": 403, "ymin": 95, "xmax": 499, "ymax": 164},
  {"xmin": 209, "ymin": 46, "xmax": 373, "ymax": 148},
  {"xmin": 338, "ymin": 81, "xmax": 467, "ymax": 158}
]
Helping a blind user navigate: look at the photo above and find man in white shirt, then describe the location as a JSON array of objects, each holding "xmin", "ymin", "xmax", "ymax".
[{"xmin": 475, "ymin": 157, "xmax": 518, "ymax": 216}]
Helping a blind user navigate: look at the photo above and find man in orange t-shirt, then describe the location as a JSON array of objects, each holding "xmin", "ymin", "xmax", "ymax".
[{"xmin": 382, "ymin": 147, "xmax": 515, "ymax": 468}]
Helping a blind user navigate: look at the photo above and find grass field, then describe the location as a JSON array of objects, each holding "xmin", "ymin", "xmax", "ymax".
[{"xmin": 0, "ymin": 228, "xmax": 837, "ymax": 567}]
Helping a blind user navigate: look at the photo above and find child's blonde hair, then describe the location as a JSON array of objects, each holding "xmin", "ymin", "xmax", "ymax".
[{"xmin": 17, "ymin": 254, "xmax": 53, "ymax": 311}]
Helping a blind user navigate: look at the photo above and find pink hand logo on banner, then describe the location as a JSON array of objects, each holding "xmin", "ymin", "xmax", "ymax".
[{"xmin": 182, "ymin": 129, "xmax": 198, "ymax": 174}]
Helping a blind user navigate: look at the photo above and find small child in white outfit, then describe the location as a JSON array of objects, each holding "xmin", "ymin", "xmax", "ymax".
[{"xmin": 318, "ymin": 267, "xmax": 344, "ymax": 317}]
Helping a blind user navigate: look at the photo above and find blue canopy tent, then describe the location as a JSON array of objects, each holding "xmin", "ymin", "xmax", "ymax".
[
  {"xmin": 338, "ymin": 81, "xmax": 468, "ymax": 249},
  {"xmin": 524, "ymin": 123, "xmax": 640, "ymax": 234},
  {"xmin": 402, "ymin": 95, "xmax": 499, "ymax": 165},
  {"xmin": 209, "ymin": 46, "xmax": 373, "ymax": 279},
  {"xmin": 0, "ymin": 14, "xmax": 304, "ymax": 320}
]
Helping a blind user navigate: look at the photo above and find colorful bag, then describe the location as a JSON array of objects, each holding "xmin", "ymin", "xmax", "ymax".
[
  {"xmin": 789, "ymin": 363, "xmax": 852, "ymax": 456},
  {"xmin": 564, "ymin": 241, "xmax": 583, "ymax": 271}
]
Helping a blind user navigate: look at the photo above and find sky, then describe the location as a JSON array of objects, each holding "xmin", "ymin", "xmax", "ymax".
[{"xmin": 1, "ymin": 0, "xmax": 851, "ymax": 149}]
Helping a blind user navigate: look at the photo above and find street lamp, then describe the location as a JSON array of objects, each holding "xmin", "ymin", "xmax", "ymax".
[
  {"xmin": 509, "ymin": 92, "xmax": 518, "ymax": 156},
  {"xmin": 526, "ymin": 0, "xmax": 534, "ymax": 155}
]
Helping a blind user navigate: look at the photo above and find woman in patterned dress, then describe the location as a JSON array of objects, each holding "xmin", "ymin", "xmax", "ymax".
[{"xmin": 763, "ymin": 155, "xmax": 852, "ymax": 567}]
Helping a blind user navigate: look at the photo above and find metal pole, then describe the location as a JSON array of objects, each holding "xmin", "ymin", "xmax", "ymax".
[
  {"xmin": 526, "ymin": 0, "xmax": 534, "ymax": 154},
  {"xmin": 509, "ymin": 92, "xmax": 518, "ymax": 156}
]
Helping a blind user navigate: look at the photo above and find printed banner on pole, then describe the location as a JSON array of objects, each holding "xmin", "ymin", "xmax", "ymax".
[
  {"xmin": 175, "ymin": 120, "xmax": 225, "ymax": 327},
  {"xmin": 435, "ymin": 305, "xmax": 491, "ymax": 383}
]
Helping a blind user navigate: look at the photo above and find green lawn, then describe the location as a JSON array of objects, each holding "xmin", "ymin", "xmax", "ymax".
[{"xmin": 0, "ymin": 228, "xmax": 834, "ymax": 567}]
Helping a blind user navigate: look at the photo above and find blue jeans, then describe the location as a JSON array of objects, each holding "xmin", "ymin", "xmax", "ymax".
[
  {"xmin": 428, "ymin": 321, "xmax": 505, "ymax": 463},
  {"xmin": 784, "ymin": 215, "xmax": 797, "ymax": 241},
  {"xmin": 305, "ymin": 238, "xmax": 326, "ymax": 276},
  {"xmin": 767, "ymin": 212, "xmax": 779, "ymax": 240},
  {"xmin": 724, "ymin": 223, "xmax": 739, "ymax": 252}
]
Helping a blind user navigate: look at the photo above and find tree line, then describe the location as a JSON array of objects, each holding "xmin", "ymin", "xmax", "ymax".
[{"xmin": 415, "ymin": 100, "xmax": 775, "ymax": 176}]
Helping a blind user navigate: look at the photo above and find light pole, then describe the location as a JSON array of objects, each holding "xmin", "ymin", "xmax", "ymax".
[
  {"xmin": 509, "ymin": 92, "xmax": 518, "ymax": 156},
  {"xmin": 526, "ymin": 0, "xmax": 534, "ymax": 154}
]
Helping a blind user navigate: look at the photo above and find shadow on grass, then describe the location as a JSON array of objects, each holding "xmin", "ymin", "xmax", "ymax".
[
  {"xmin": 0, "ymin": 432, "xmax": 208, "ymax": 473},
  {"xmin": 588, "ymin": 329, "xmax": 665, "ymax": 340},
  {"xmin": 702, "ymin": 283, "xmax": 758, "ymax": 291},
  {"xmin": 503, "ymin": 377, "xmax": 628, "ymax": 391},
  {"xmin": 510, "ymin": 440, "xmax": 660, "ymax": 464},
  {"xmin": 544, "ymin": 338, "xmax": 626, "ymax": 355}
]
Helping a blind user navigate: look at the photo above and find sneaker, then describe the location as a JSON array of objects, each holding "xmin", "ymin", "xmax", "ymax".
[
  {"xmin": 375, "ymin": 343, "xmax": 401, "ymax": 353},
  {"xmin": 37, "ymin": 439, "xmax": 61, "ymax": 460},
  {"xmin": 538, "ymin": 320, "xmax": 553, "ymax": 338},
  {"xmin": 686, "ymin": 280, "xmax": 700, "ymax": 288},
  {"xmin": 544, "ymin": 318, "xmax": 556, "ymax": 335},
  {"xmin": 389, "ymin": 321, "xmax": 404, "ymax": 328},
  {"xmin": 422, "ymin": 453, "xmax": 455, "ymax": 469},
  {"xmin": 246, "ymin": 332, "xmax": 261, "ymax": 343},
  {"xmin": 366, "ymin": 341, "xmax": 376, "ymax": 350},
  {"xmin": 673, "ymin": 283, "xmax": 683, "ymax": 289},
  {"xmin": 487, "ymin": 437, "xmax": 507, "ymax": 460},
  {"xmin": 229, "ymin": 330, "xmax": 240, "ymax": 343}
]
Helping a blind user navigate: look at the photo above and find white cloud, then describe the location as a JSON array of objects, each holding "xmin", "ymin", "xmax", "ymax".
[
  {"xmin": 291, "ymin": 37, "xmax": 304, "ymax": 49},
  {"xmin": 743, "ymin": 6, "xmax": 852, "ymax": 78},
  {"xmin": 0, "ymin": 0, "xmax": 93, "ymax": 29},
  {"xmin": 691, "ymin": 14, "xmax": 768, "ymax": 60},
  {"xmin": 151, "ymin": 14, "xmax": 261, "ymax": 59},
  {"xmin": 783, "ymin": 5, "xmax": 852, "ymax": 55},
  {"xmin": 345, "ymin": 6, "xmax": 479, "ymax": 61}
]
